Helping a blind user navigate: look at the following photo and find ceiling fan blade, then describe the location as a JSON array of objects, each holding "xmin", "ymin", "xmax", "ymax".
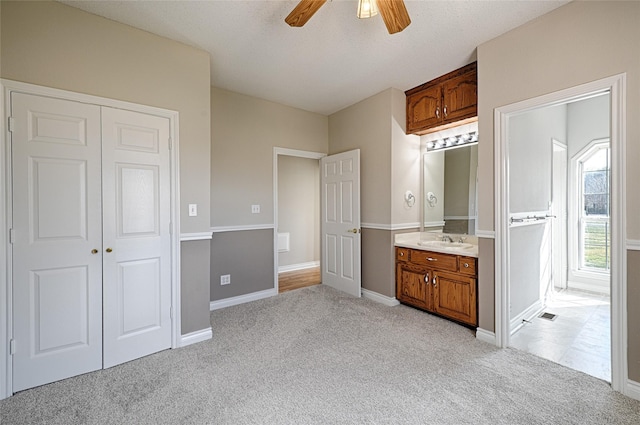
[
  {"xmin": 285, "ymin": 0, "xmax": 328, "ymax": 27},
  {"xmin": 376, "ymin": 0, "xmax": 411, "ymax": 34}
]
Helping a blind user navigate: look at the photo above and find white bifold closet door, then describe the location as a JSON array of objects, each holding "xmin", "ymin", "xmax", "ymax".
[
  {"xmin": 11, "ymin": 93, "xmax": 171, "ymax": 392},
  {"xmin": 101, "ymin": 107, "xmax": 171, "ymax": 369}
]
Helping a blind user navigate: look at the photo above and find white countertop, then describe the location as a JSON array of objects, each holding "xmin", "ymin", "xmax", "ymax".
[{"xmin": 394, "ymin": 232, "xmax": 478, "ymax": 258}]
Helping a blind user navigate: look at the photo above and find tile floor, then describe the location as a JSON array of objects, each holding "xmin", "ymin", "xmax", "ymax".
[{"xmin": 509, "ymin": 288, "xmax": 611, "ymax": 381}]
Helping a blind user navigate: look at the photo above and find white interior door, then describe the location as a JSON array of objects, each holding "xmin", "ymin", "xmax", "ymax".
[
  {"xmin": 321, "ymin": 149, "xmax": 361, "ymax": 297},
  {"xmin": 11, "ymin": 93, "xmax": 103, "ymax": 391},
  {"xmin": 552, "ymin": 141, "xmax": 568, "ymax": 290},
  {"xmin": 101, "ymin": 107, "xmax": 172, "ymax": 368}
]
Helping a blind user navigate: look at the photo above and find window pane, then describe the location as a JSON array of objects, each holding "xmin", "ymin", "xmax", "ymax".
[
  {"xmin": 579, "ymin": 145, "xmax": 610, "ymax": 272},
  {"xmin": 581, "ymin": 219, "xmax": 610, "ymax": 271}
]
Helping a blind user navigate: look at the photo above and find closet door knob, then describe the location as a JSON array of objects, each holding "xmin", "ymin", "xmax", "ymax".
[
  {"xmin": 105, "ymin": 248, "xmax": 113, "ymax": 253},
  {"xmin": 91, "ymin": 249, "xmax": 98, "ymax": 254}
]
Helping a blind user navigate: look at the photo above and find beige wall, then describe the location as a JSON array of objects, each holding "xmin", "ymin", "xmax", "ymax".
[
  {"xmin": 1, "ymin": 1, "xmax": 211, "ymax": 234},
  {"xmin": 211, "ymin": 87, "xmax": 328, "ymax": 227},
  {"xmin": 329, "ymin": 88, "xmax": 421, "ymax": 298},
  {"xmin": 210, "ymin": 87, "xmax": 327, "ymax": 301},
  {"xmin": 329, "ymin": 89, "xmax": 392, "ymax": 225},
  {"xmin": 477, "ymin": 1, "xmax": 640, "ymax": 380},
  {"xmin": 391, "ymin": 89, "xmax": 422, "ymax": 226},
  {"xmin": 1, "ymin": 1, "xmax": 212, "ymax": 334}
]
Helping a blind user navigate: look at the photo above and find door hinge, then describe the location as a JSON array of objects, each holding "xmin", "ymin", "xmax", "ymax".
[
  {"xmin": 8, "ymin": 117, "xmax": 15, "ymax": 132},
  {"xmin": 168, "ymin": 138, "xmax": 172, "ymax": 150},
  {"xmin": 9, "ymin": 228, "xmax": 15, "ymax": 244},
  {"xmin": 169, "ymin": 222, "xmax": 173, "ymax": 235},
  {"xmin": 170, "ymin": 307, "xmax": 174, "ymax": 320},
  {"xmin": 9, "ymin": 339, "xmax": 16, "ymax": 355}
]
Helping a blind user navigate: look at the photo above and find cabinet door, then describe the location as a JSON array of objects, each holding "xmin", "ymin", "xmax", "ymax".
[
  {"xmin": 432, "ymin": 271, "xmax": 477, "ymax": 326},
  {"xmin": 441, "ymin": 69, "xmax": 477, "ymax": 124},
  {"xmin": 396, "ymin": 263, "xmax": 430, "ymax": 310},
  {"xmin": 406, "ymin": 85, "xmax": 442, "ymax": 133}
]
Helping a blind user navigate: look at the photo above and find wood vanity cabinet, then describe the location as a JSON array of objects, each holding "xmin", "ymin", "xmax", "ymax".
[
  {"xmin": 405, "ymin": 62, "xmax": 477, "ymax": 135},
  {"xmin": 396, "ymin": 247, "xmax": 477, "ymax": 327}
]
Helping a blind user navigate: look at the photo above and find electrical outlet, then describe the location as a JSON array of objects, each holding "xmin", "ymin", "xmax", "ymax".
[
  {"xmin": 251, "ymin": 204, "xmax": 260, "ymax": 214},
  {"xmin": 188, "ymin": 204, "xmax": 198, "ymax": 217},
  {"xmin": 220, "ymin": 274, "xmax": 231, "ymax": 285}
]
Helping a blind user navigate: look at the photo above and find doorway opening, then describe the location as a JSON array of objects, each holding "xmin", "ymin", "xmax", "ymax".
[
  {"xmin": 494, "ymin": 74, "xmax": 627, "ymax": 393},
  {"xmin": 273, "ymin": 148, "xmax": 325, "ymax": 294}
]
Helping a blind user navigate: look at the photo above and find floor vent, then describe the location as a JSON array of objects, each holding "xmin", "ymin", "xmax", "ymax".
[{"xmin": 539, "ymin": 312, "xmax": 558, "ymax": 321}]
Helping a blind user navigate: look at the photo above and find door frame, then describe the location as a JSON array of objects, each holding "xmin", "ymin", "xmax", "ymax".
[
  {"xmin": 272, "ymin": 148, "xmax": 326, "ymax": 293},
  {"xmin": 0, "ymin": 79, "xmax": 182, "ymax": 400},
  {"xmin": 494, "ymin": 74, "xmax": 627, "ymax": 393}
]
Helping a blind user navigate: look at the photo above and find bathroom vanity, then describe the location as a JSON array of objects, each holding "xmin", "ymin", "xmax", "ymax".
[{"xmin": 395, "ymin": 233, "xmax": 478, "ymax": 327}]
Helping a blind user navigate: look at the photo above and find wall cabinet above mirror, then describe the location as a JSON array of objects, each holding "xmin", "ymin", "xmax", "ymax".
[{"xmin": 405, "ymin": 62, "xmax": 477, "ymax": 135}]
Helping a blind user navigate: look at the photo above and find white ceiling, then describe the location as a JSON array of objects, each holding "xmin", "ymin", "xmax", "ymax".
[{"xmin": 60, "ymin": 0, "xmax": 568, "ymax": 115}]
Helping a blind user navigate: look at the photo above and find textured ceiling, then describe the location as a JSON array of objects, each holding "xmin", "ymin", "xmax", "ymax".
[{"xmin": 59, "ymin": 0, "xmax": 568, "ymax": 115}]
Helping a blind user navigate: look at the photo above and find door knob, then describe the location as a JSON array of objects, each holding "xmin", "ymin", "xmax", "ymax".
[
  {"xmin": 347, "ymin": 228, "xmax": 360, "ymax": 234},
  {"xmin": 91, "ymin": 249, "xmax": 98, "ymax": 254},
  {"xmin": 105, "ymin": 248, "xmax": 113, "ymax": 253}
]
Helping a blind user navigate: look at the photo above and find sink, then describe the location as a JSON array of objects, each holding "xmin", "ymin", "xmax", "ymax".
[{"xmin": 418, "ymin": 240, "xmax": 474, "ymax": 250}]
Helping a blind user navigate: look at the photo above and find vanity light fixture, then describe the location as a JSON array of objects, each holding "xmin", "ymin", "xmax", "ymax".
[
  {"xmin": 426, "ymin": 131, "xmax": 478, "ymax": 152},
  {"xmin": 357, "ymin": 0, "xmax": 378, "ymax": 18}
]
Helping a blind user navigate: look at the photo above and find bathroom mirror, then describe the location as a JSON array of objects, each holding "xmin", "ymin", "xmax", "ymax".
[{"xmin": 422, "ymin": 144, "xmax": 478, "ymax": 235}]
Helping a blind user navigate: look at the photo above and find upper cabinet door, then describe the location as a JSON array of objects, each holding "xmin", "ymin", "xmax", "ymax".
[
  {"xmin": 405, "ymin": 62, "xmax": 477, "ymax": 135},
  {"xmin": 441, "ymin": 69, "xmax": 478, "ymax": 123},
  {"xmin": 406, "ymin": 84, "xmax": 442, "ymax": 133}
]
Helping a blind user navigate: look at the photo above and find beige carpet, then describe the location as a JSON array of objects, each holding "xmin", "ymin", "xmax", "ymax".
[{"xmin": 1, "ymin": 284, "xmax": 639, "ymax": 424}]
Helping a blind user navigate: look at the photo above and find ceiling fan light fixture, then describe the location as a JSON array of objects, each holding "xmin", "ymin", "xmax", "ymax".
[{"xmin": 357, "ymin": 0, "xmax": 379, "ymax": 19}]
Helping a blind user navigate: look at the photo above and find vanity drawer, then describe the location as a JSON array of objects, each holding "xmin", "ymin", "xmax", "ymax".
[
  {"xmin": 396, "ymin": 247, "xmax": 410, "ymax": 262},
  {"xmin": 459, "ymin": 256, "xmax": 477, "ymax": 276},
  {"xmin": 409, "ymin": 250, "xmax": 458, "ymax": 272}
]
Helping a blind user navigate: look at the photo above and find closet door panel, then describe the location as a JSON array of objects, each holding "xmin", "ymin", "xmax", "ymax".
[
  {"xmin": 11, "ymin": 93, "xmax": 103, "ymax": 392},
  {"xmin": 101, "ymin": 107, "xmax": 172, "ymax": 368}
]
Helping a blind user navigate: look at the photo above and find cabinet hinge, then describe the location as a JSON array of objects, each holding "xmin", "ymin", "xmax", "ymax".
[
  {"xmin": 168, "ymin": 138, "xmax": 172, "ymax": 150},
  {"xmin": 8, "ymin": 117, "xmax": 15, "ymax": 132},
  {"xmin": 9, "ymin": 339, "xmax": 16, "ymax": 355}
]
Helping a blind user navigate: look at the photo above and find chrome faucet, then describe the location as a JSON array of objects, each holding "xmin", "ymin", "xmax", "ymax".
[
  {"xmin": 458, "ymin": 236, "xmax": 467, "ymax": 243},
  {"xmin": 441, "ymin": 235, "xmax": 453, "ymax": 243}
]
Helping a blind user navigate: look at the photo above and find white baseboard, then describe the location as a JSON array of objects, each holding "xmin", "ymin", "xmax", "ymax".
[
  {"xmin": 361, "ymin": 288, "xmax": 400, "ymax": 306},
  {"xmin": 180, "ymin": 327, "xmax": 212, "ymax": 347},
  {"xmin": 476, "ymin": 328, "xmax": 496, "ymax": 345},
  {"xmin": 626, "ymin": 379, "xmax": 640, "ymax": 401},
  {"xmin": 510, "ymin": 300, "xmax": 544, "ymax": 335},
  {"xmin": 278, "ymin": 261, "xmax": 320, "ymax": 273},
  {"xmin": 210, "ymin": 288, "xmax": 277, "ymax": 311}
]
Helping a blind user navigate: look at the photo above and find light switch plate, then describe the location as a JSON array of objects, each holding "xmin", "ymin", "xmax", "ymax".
[
  {"xmin": 188, "ymin": 204, "xmax": 197, "ymax": 217},
  {"xmin": 251, "ymin": 204, "xmax": 260, "ymax": 214}
]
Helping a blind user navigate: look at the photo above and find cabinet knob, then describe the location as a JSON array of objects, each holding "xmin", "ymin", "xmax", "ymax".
[
  {"xmin": 424, "ymin": 273, "xmax": 429, "ymax": 284},
  {"xmin": 464, "ymin": 263, "xmax": 469, "ymax": 268},
  {"xmin": 435, "ymin": 107, "xmax": 440, "ymax": 119},
  {"xmin": 443, "ymin": 105, "xmax": 448, "ymax": 117},
  {"xmin": 426, "ymin": 257, "xmax": 437, "ymax": 262},
  {"xmin": 432, "ymin": 275, "xmax": 437, "ymax": 287},
  {"xmin": 399, "ymin": 252, "xmax": 404, "ymax": 257}
]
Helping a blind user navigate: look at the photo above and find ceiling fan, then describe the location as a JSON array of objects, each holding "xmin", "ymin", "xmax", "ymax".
[{"xmin": 285, "ymin": 0, "xmax": 411, "ymax": 34}]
